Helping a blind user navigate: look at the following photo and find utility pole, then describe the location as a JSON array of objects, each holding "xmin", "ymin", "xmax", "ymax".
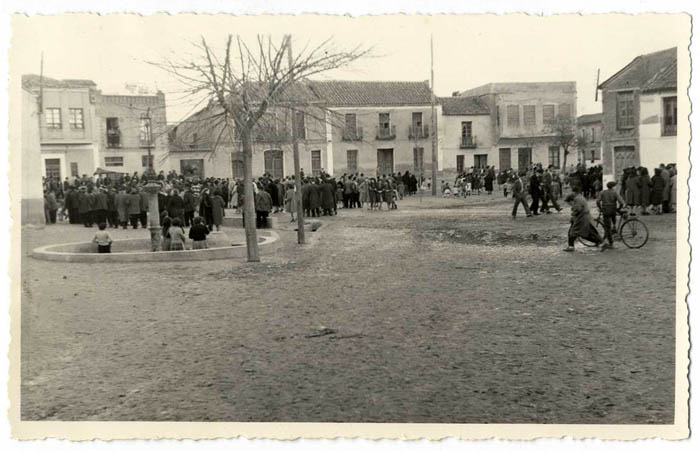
[
  {"xmin": 286, "ymin": 35, "xmax": 305, "ymax": 244},
  {"xmin": 38, "ymin": 52, "xmax": 43, "ymax": 142},
  {"xmin": 430, "ymin": 34, "xmax": 438, "ymax": 196},
  {"xmin": 145, "ymin": 106, "xmax": 154, "ymax": 176}
]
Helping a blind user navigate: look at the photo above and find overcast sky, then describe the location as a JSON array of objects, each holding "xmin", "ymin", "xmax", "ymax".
[{"xmin": 10, "ymin": 13, "xmax": 689, "ymax": 124}]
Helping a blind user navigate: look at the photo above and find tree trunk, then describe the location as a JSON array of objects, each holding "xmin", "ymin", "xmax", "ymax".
[{"xmin": 241, "ymin": 131, "xmax": 260, "ymax": 262}]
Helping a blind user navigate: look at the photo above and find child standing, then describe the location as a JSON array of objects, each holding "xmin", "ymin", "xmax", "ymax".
[
  {"xmin": 188, "ymin": 216, "xmax": 210, "ymax": 249},
  {"xmin": 169, "ymin": 218, "xmax": 187, "ymax": 251},
  {"xmin": 92, "ymin": 222, "xmax": 113, "ymax": 253}
]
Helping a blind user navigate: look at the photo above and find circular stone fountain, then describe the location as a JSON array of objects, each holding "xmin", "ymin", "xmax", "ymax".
[{"xmin": 31, "ymin": 229, "xmax": 280, "ymax": 263}]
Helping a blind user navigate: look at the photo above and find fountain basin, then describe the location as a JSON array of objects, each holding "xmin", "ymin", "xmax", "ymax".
[{"xmin": 31, "ymin": 230, "xmax": 280, "ymax": 263}]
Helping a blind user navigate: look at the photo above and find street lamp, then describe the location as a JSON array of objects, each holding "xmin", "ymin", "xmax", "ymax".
[{"xmin": 143, "ymin": 108, "xmax": 161, "ymax": 251}]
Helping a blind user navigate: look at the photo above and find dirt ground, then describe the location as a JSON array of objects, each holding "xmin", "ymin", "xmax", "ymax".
[{"xmin": 20, "ymin": 193, "xmax": 677, "ymax": 423}]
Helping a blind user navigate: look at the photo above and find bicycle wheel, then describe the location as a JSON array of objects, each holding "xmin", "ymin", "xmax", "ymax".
[
  {"xmin": 577, "ymin": 219, "xmax": 605, "ymax": 247},
  {"xmin": 620, "ymin": 218, "xmax": 649, "ymax": 249}
]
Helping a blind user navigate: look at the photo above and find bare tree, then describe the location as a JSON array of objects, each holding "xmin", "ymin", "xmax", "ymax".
[
  {"xmin": 156, "ymin": 35, "xmax": 369, "ymax": 262},
  {"xmin": 545, "ymin": 115, "xmax": 577, "ymax": 172}
]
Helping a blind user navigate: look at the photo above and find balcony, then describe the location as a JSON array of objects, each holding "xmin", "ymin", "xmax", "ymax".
[
  {"xmin": 408, "ymin": 124, "xmax": 430, "ymax": 140},
  {"xmin": 342, "ymin": 127, "xmax": 364, "ymax": 142},
  {"xmin": 459, "ymin": 135, "xmax": 477, "ymax": 149},
  {"xmin": 106, "ymin": 129, "xmax": 121, "ymax": 148},
  {"xmin": 376, "ymin": 124, "xmax": 396, "ymax": 141}
]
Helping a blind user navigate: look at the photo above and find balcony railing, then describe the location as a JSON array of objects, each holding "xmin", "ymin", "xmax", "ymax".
[
  {"xmin": 342, "ymin": 127, "xmax": 364, "ymax": 142},
  {"xmin": 459, "ymin": 135, "xmax": 477, "ymax": 149},
  {"xmin": 107, "ymin": 129, "xmax": 121, "ymax": 148},
  {"xmin": 408, "ymin": 125, "xmax": 430, "ymax": 140},
  {"xmin": 376, "ymin": 124, "xmax": 396, "ymax": 140}
]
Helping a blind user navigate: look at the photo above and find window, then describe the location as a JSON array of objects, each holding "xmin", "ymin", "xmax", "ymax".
[
  {"xmin": 139, "ymin": 115, "xmax": 152, "ymax": 145},
  {"xmin": 347, "ymin": 149, "xmax": 358, "ymax": 173},
  {"xmin": 542, "ymin": 104, "xmax": 555, "ymax": 124},
  {"xmin": 106, "ymin": 118, "xmax": 121, "ymax": 147},
  {"xmin": 44, "ymin": 158, "xmax": 61, "ymax": 179},
  {"xmin": 345, "ymin": 113, "xmax": 356, "ymax": 133},
  {"xmin": 142, "ymin": 154, "xmax": 154, "ymax": 169},
  {"xmin": 378, "ymin": 112, "xmax": 392, "ymax": 138},
  {"xmin": 558, "ymin": 103, "xmax": 571, "ymax": 118},
  {"xmin": 105, "ymin": 156, "xmax": 124, "ymax": 167},
  {"xmin": 663, "ymin": 96, "xmax": 677, "ymax": 136},
  {"xmin": 413, "ymin": 147, "xmax": 424, "ymax": 173},
  {"xmin": 296, "ymin": 111, "xmax": 306, "ymax": 139},
  {"xmin": 474, "ymin": 154, "xmax": 488, "ymax": 169},
  {"xmin": 412, "ymin": 112, "xmax": 423, "ymax": 128},
  {"xmin": 461, "ymin": 121, "xmax": 472, "ymax": 137},
  {"xmin": 616, "ymin": 92, "xmax": 634, "ymax": 130},
  {"xmin": 548, "ymin": 146, "xmax": 561, "ymax": 168},
  {"xmin": 231, "ymin": 153, "xmax": 244, "ymax": 178},
  {"xmin": 591, "ymin": 127, "xmax": 597, "ymax": 143},
  {"xmin": 311, "ymin": 150, "xmax": 321, "ymax": 176},
  {"xmin": 456, "ymin": 155, "xmax": 465, "ymax": 173},
  {"xmin": 45, "ymin": 108, "xmax": 62, "ymax": 129},
  {"xmin": 523, "ymin": 105, "xmax": 536, "ymax": 127},
  {"xmin": 69, "ymin": 108, "xmax": 84, "ymax": 129},
  {"xmin": 70, "ymin": 162, "xmax": 79, "ymax": 177},
  {"xmin": 507, "ymin": 105, "xmax": 520, "ymax": 127}
]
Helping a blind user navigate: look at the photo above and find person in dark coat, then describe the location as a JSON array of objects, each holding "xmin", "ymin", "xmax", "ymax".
[
  {"xmin": 529, "ymin": 170, "xmax": 543, "ymax": 216},
  {"xmin": 167, "ymin": 189, "xmax": 185, "ymax": 224},
  {"xmin": 115, "ymin": 187, "xmax": 130, "ymax": 229},
  {"xmin": 638, "ymin": 167, "xmax": 651, "ymax": 215},
  {"xmin": 255, "ymin": 186, "xmax": 273, "ymax": 228},
  {"xmin": 77, "ymin": 187, "xmax": 91, "ymax": 227},
  {"xmin": 139, "ymin": 188, "xmax": 150, "ymax": 228},
  {"xmin": 127, "ymin": 189, "xmax": 142, "ymax": 229},
  {"xmin": 484, "ymin": 171, "xmax": 494, "ymax": 195},
  {"xmin": 65, "ymin": 187, "xmax": 78, "ymax": 224},
  {"xmin": 183, "ymin": 187, "xmax": 195, "ymax": 227},
  {"xmin": 301, "ymin": 181, "xmax": 312, "ymax": 217},
  {"xmin": 198, "ymin": 188, "xmax": 214, "ymax": 231},
  {"xmin": 309, "ymin": 180, "xmax": 322, "ymax": 217},
  {"xmin": 320, "ymin": 179, "xmax": 336, "ymax": 216},
  {"xmin": 210, "ymin": 190, "xmax": 225, "ymax": 231},
  {"xmin": 106, "ymin": 188, "xmax": 118, "ymax": 228},
  {"xmin": 563, "ymin": 191, "xmax": 602, "ymax": 251},
  {"xmin": 265, "ymin": 181, "xmax": 278, "ymax": 214},
  {"xmin": 650, "ymin": 168, "xmax": 666, "ymax": 214},
  {"xmin": 93, "ymin": 188, "xmax": 109, "ymax": 225}
]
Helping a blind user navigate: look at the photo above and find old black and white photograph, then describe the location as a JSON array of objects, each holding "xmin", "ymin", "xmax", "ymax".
[{"xmin": 4, "ymin": 7, "xmax": 693, "ymax": 443}]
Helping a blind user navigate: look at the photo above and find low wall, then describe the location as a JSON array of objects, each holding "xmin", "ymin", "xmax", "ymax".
[{"xmin": 31, "ymin": 231, "xmax": 280, "ymax": 263}]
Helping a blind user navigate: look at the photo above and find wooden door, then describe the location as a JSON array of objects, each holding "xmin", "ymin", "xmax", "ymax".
[
  {"xmin": 614, "ymin": 146, "xmax": 636, "ymax": 182},
  {"xmin": 518, "ymin": 148, "xmax": 532, "ymax": 171},
  {"xmin": 499, "ymin": 148, "xmax": 511, "ymax": 170},
  {"xmin": 377, "ymin": 149, "xmax": 394, "ymax": 176}
]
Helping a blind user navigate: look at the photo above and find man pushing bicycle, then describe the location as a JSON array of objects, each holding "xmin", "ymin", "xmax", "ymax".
[{"xmin": 596, "ymin": 181, "xmax": 627, "ymax": 250}]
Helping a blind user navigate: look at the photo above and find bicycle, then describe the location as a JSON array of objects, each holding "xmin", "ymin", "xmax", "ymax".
[{"xmin": 577, "ymin": 208, "xmax": 649, "ymax": 249}]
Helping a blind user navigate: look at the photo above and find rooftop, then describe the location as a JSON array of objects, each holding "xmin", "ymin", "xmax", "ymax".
[
  {"xmin": 438, "ymin": 96, "xmax": 490, "ymax": 115},
  {"xmin": 22, "ymin": 74, "xmax": 96, "ymax": 90},
  {"xmin": 459, "ymin": 81, "xmax": 577, "ymax": 97},
  {"xmin": 599, "ymin": 47, "xmax": 677, "ymax": 91},
  {"xmin": 642, "ymin": 60, "xmax": 677, "ymax": 93},
  {"xmin": 309, "ymin": 80, "xmax": 433, "ymax": 107}
]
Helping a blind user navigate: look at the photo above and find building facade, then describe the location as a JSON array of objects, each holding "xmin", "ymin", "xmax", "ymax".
[
  {"xmin": 94, "ymin": 91, "xmax": 168, "ymax": 175},
  {"xmin": 598, "ymin": 47, "xmax": 676, "ymax": 183},
  {"xmin": 312, "ymin": 81, "xmax": 436, "ymax": 177},
  {"xmin": 438, "ymin": 95, "xmax": 493, "ymax": 178},
  {"xmin": 576, "ymin": 113, "xmax": 603, "ymax": 167},
  {"xmin": 22, "ymin": 74, "xmax": 169, "ymax": 180},
  {"xmin": 22, "ymin": 75, "xmax": 100, "ymax": 183},
  {"xmin": 458, "ymin": 82, "xmax": 577, "ymax": 172}
]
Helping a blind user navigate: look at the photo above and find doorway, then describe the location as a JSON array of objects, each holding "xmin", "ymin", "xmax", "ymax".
[
  {"xmin": 377, "ymin": 149, "xmax": 394, "ymax": 176},
  {"xmin": 614, "ymin": 146, "xmax": 636, "ymax": 181},
  {"xmin": 518, "ymin": 147, "xmax": 532, "ymax": 171},
  {"xmin": 264, "ymin": 150, "xmax": 284, "ymax": 179}
]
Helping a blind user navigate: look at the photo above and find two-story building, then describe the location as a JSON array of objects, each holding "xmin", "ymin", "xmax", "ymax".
[
  {"xmin": 576, "ymin": 113, "xmax": 603, "ymax": 167},
  {"xmin": 18, "ymin": 87, "xmax": 45, "ymax": 224},
  {"xmin": 438, "ymin": 95, "xmax": 492, "ymax": 177},
  {"xmin": 22, "ymin": 74, "xmax": 100, "ymax": 182},
  {"xmin": 94, "ymin": 90, "xmax": 168, "ymax": 175},
  {"xmin": 458, "ymin": 82, "xmax": 577, "ymax": 172},
  {"xmin": 311, "ymin": 80, "xmax": 436, "ymax": 177},
  {"xmin": 22, "ymin": 74, "xmax": 169, "ymax": 180},
  {"xmin": 168, "ymin": 82, "xmax": 328, "ymax": 180},
  {"xmin": 598, "ymin": 47, "xmax": 676, "ymax": 183}
]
